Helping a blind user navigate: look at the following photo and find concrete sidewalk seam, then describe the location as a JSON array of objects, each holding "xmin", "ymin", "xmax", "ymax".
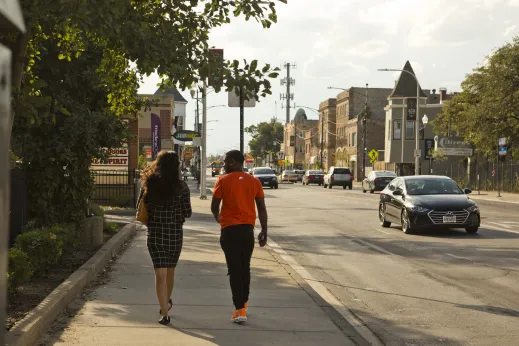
[
  {"xmin": 5, "ymin": 222, "xmax": 137, "ymax": 346},
  {"xmin": 264, "ymin": 237, "xmax": 384, "ymax": 346}
]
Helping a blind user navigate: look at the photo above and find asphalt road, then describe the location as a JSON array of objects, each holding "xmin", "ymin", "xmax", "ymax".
[{"xmin": 245, "ymin": 179, "xmax": 519, "ymax": 346}]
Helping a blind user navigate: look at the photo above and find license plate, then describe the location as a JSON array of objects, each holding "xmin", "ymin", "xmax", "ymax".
[{"xmin": 443, "ymin": 216, "xmax": 456, "ymax": 223}]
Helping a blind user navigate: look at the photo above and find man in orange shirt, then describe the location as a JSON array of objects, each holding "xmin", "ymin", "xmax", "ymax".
[{"xmin": 211, "ymin": 150, "xmax": 268, "ymax": 323}]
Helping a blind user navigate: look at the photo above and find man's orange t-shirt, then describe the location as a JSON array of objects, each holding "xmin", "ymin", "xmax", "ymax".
[{"xmin": 213, "ymin": 171, "xmax": 265, "ymax": 230}]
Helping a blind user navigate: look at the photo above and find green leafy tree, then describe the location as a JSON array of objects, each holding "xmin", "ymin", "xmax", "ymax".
[
  {"xmin": 245, "ymin": 118, "xmax": 284, "ymax": 159},
  {"xmin": 2, "ymin": 0, "xmax": 283, "ymax": 140},
  {"xmin": 434, "ymin": 37, "xmax": 519, "ymax": 160},
  {"xmin": 11, "ymin": 35, "xmax": 130, "ymax": 225}
]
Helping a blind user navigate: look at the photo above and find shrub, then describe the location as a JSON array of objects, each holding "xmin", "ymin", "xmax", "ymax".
[
  {"xmin": 15, "ymin": 230, "xmax": 63, "ymax": 275},
  {"xmin": 103, "ymin": 221, "xmax": 120, "ymax": 234},
  {"xmin": 48, "ymin": 224, "xmax": 80, "ymax": 255},
  {"xmin": 7, "ymin": 248, "xmax": 33, "ymax": 291}
]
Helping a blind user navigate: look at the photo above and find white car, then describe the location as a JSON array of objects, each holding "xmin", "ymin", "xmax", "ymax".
[
  {"xmin": 323, "ymin": 167, "xmax": 353, "ymax": 189},
  {"xmin": 281, "ymin": 170, "xmax": 298, "ymax": 183}
]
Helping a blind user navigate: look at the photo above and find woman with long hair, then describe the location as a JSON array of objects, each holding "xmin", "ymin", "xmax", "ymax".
[{"xmin": 139, "ymin": 150, "xmax": 192, "ymax": 325}]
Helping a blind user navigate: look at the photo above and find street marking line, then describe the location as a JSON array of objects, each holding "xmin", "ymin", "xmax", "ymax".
[
  {"xmin": 487, "ymin": 221, "xmax": 512, "ymax": 229},
  {"xmin": 265, "ymin": 236, "xmax": 384, "ymax": 346},
  {"xmin": 375, "ymin": 228, "xmax": 391, "ymax": 235},
  {"xmin": 446, "ymin": 253, "xmax": 471, "ymax": 261},
  {"xmin": 353, "ymin": 238, "xmax": 395, "ymax": 256},
  {"xmin": 481, "ymin": 224, "xmax": 519, "ymax": 235}
]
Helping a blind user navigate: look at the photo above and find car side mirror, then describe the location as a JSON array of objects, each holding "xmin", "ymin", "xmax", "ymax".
[
  {"xmin": 464, "ymin": 188, "xmax": 472, "ymax": 194},
  {"xmin": 393, "ymin": 190, "xmax": 402, "ymax": 196}
]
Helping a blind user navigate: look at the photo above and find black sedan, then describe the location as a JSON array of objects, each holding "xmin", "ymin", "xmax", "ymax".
[
  {"xmin": 302, "ymin": 170, "xmax": 324, "ymax": 186},
  {"xmin": 378, "ymin": 176, "xmax": 480, "ymax": 234},
  {"xmin": 362, "ymin": 170, "xmax": 397, "ymax": 193}
]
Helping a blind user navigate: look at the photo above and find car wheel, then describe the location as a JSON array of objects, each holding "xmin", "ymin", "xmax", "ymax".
[
  {"xmin": 465, "ymin": 226, "xmax": 478, "ymax": 233},
  {"xmin": 343, "ymin": 185, "xmax": 346, "ymax": 189},
  {"xmin": 379, "ymin": 204, "xmax": 391, "ymax": 228},
  {"xmin": 370, "ymin": 189, "xmax": 375, "ymax": 194},
  {"xmin": 270, "ymin": 185, "xmax": 274, "ymax": 189},
  {"xmin": 401, "ymin": 209, "xmax": 413, "ymax": 234},
  {"xmin": 348, "ymin": 184, "xmax": 352, "ymax": 190}
]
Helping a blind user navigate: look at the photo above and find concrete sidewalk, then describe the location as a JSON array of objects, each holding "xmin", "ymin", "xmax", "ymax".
[
  {"xmin": 40, "ymin": 198, "xmax": 358, "ymax": 345},
  {"xmin": 468, "ymin": 190, "xmax": 519, "ymax": 204}
]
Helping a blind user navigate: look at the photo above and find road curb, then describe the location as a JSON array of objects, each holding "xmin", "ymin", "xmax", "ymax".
[
  {"xmin": 5, "ymin": 222, "xmax": 137, "ymax": 346},
  {"xmin": 263, "ymin": 237, "xmax": 383, "ymax": 346}
]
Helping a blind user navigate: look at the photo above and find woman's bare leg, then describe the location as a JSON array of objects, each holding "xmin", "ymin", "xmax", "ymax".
[
  {"xmin": 167, "ymin": 267, "xmax": 176, "ymax": 300},
  {"xmin": 154, "ymin": 268, "xmax": 169, "ymax": 316}
]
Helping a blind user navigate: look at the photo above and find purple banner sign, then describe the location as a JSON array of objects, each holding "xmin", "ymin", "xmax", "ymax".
[{"xmin": 151, "ymin": 113, "xmax": 161, "ymax": 160}]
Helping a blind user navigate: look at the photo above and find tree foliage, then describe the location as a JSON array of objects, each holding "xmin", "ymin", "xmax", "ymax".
[
  {"xmin": 11, "ymin": 33, "xmax": 130, "ymax": 225},
  {"xmin": 245, "ymin": 118, "xmax": 284, "ymax": 159},
  {"xmin": 434, "ymin": 37, "xmax": 519, "ymax": 159},
  {"xmin": 1, "ymin": 0, "xmax": 282, "ymax": 133}
]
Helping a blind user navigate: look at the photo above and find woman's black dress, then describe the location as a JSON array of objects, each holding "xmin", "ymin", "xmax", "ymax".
[{"xmin": 143, "ymin": 181, "xmax": 192, "ymax": 268}]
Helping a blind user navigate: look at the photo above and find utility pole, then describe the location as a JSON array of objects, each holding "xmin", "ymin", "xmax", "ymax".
[
  {"xmin": 280, "ymin": 62, "xmax": 296, "ymax": 168},
  {"xmin": 200, "ymin": 82, "xmax": 208, "ymax": 200},
  {"xmin": 320, "ymin": 108, "xmax": 324, "ymax": 170},
  {"xmin": 362, "ymin": 83, "xmax": 368, "ymax": 180},
  {"xmin": 195, "ymin": 90, "xmax": 200, "ymax": 175}
]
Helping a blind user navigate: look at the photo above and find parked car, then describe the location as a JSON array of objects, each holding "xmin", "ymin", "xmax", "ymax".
[
  {"xmin": 362, "ymin": 171, "xmax": 397, "ymax": 193},
  {"xmin": 378, "ymin": 176, "xmax": 480, "ymax": 234},
  {"xmin": 251, "ymin": 167, "xmax": 278, "ymax": 189},
  {"xmin": 323, "ymin": 167, "xmax": 353, "ymax": 189},
  {"xmin": 302, "ymin": 170, "xmax": 324, "ymax": 186},
  {"xmin": 295, "ymin": 170, "xmax": 305, "ymax": 182},
  {"xmin": 243, "ymin": 167, "xmax": 249, "ymax": 173},
  {"xmin": 281, "ymin": 170, "xmax": 298, "ymax": 183}
]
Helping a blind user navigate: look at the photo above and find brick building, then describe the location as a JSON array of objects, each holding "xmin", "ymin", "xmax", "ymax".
[{"xmin": 318, "ymin": 99, "xmax": 337, "ymax": 171}]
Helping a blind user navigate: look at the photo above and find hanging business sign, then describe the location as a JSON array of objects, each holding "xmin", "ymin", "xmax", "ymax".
[
  {"xmin": 173, "ymin": 130, "xmax": 200, "ymax": 142},
  {"xmin": 91, "ymin": 147, "xmax": 129, "ymax": 166},
  {"xmin": 434, "ymin": 136, "xmax": 473, "ymax": 156},
  {"xmin": 151, "ymin": 113, "xmax": 161, "ymax": 160},
  {"xmin": 407, "ymin": 98, "xmax": 417, "ymax": 120}
]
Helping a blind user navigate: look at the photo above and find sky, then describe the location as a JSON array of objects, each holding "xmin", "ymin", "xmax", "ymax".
[{"xmin": 138, "ymin": 0, "xmax": 519, "ymax": 156}]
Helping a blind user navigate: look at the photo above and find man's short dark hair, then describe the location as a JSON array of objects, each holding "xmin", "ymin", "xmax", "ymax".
[{"xmin": 226, "ymin": 150, "xmax": 245, "ymax": 165}]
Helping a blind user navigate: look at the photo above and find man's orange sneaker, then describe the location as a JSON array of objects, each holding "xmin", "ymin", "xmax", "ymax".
[{"xmin": 231, "ymin": 308, "xmax": 247, "ymax": 323}]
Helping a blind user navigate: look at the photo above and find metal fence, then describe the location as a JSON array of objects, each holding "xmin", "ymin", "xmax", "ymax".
[
  {"xmin": 440, "ymin": 159, "xmax": 519, "ymax": 193},
  {"xmin": 9, "ymin": 169, "xmax": 28, "ymax": 248},
  {"xmin": 90, "ymin": 169, "xmax": 138, "ymax": 207}
]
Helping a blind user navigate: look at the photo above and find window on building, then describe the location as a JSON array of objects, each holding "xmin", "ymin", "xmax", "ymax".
[
  {"xmin": 393, "ymin": 120, "xmax": 401, "ymax": 140},
  {"xmin": 352, "ymin": 132, "xmax": 357, "ymax": 147},
  {"xmin": 406, "ymin": 120, "xmax": 415, "ymax": 140}
]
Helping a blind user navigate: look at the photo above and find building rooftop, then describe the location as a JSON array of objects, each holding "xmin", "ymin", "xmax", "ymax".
[
  {"xmin": 389, "ymin": 61, "xmax": 427, "ymax": 98},
  {"xmin": 153, "ymin": 87, "xmax": 188, "ymax": 103}
]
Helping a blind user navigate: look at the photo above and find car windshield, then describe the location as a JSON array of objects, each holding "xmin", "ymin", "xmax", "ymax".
[
  {"xmin": 334, "ymin": 168, "xmax": 351, "ymax": 174},
  {"xmin": 309, "ymin": 171, "xmax": 323, "ymax": 174},
  {"xmin": 255, "ymin": 169, "xmax": 275, "ymax": 175},
  {"xmin": 375, "ymin": 172, "xmax": 397, "ymax": 177},
  {"xmin": 405, "ymin": 178, "xmax": 464, "ymax": 195}
]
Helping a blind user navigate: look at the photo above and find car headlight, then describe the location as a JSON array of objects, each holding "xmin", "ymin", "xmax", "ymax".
[
  {"xmin": 409, "ymin": 206, "xmax": 429, "ymax": 213},
  {"xmin": 466, "ymin": 205, "xmax": 479, "ymax": 212}
]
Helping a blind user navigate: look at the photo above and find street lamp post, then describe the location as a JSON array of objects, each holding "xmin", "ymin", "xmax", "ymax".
[{"xmin": 378, "ymin": 68, "xmax": 422, "ymax": 175}]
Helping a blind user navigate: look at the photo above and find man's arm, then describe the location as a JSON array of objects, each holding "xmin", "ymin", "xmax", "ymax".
[
  {"xmin": 211, "ymin": 197, "xmax": 222, "ymax": 223},
  {"xmin": 255, "ymin": 197, "xmax": 268, "ymax": 246}
]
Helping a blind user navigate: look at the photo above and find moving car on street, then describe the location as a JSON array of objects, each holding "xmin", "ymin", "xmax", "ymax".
[
  {"xmin": 378, "ymin": 176, "xmax": 480, "ymax": 234},
  {"xmin": 323, "ymin": 167, "xmax": 353, "ymax": 189},
  {"xmin": 281, "ymin": 170, "xmax": 298, "ymax": 183},
  {"xmin": 251, "ymin": 167, "xmax": 279, "ymax": 189},
  {"xmin": 302, "ymin": 170, "xmax": 324, "ymax": 186},
  {"xmin": 362, "ymin": 170, "xmax": 397, "ymax": 193},
  {"xmin": 211, "ymin": 161, "xmax": 223, "ymax": 177}
]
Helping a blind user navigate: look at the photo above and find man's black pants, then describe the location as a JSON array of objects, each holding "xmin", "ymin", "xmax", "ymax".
[{"xmin": 220, "ymin": 224, "xmax": 255, "ymax": 310}]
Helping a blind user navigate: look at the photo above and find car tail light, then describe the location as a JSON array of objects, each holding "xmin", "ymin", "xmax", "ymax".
[
  {"xmin": 331, "ymin": 175, "xmax": 334, "ymax": 181},
  {"xmin": 309, "ymin": 175, "xmax": 314, "ymax": 179},
  {"xmin": 374, "ymin": 178, "xmax": 380, "ymax": 183}
]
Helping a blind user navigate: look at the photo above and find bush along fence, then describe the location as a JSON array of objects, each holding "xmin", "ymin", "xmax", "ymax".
[
  {"xmin": 438, "ymin": 158, "xmax": 519, "ymax": 193},
  {"xmin": 7, "ymin": 223, "xmax": 80, "ymax": 291}
]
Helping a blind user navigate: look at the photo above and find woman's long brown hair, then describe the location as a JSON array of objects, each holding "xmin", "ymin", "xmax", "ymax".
[{"xmin": 141, "ymin": 150, "xmax": 182, "ymax": 202}]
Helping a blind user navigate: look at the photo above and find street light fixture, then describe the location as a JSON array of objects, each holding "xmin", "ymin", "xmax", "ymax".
[{"xmin": 378, "ymin": 68, "xmax": 422, "ymax": 176}]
